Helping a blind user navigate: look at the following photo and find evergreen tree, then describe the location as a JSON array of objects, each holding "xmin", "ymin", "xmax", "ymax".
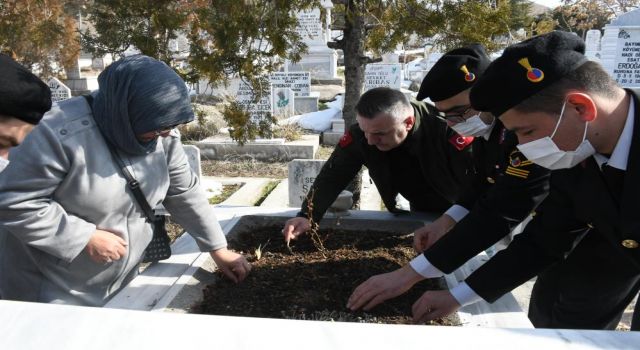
[{"xmin": 0, "ymin": 0, "xmax": 81, "ymax": 78}]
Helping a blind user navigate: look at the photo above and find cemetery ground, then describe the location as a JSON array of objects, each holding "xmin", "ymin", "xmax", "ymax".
[{"xmin": 195, "ymin": 223, "xmax": 459, "ymax": 326}]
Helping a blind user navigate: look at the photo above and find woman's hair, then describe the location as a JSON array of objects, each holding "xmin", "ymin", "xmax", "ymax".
[{"xmin": 514, "ymin": 61, "xmax": 619, "ymax": 115}]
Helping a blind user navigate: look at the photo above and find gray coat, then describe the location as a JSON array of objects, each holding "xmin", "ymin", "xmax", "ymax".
[{"xmin": 0, "ymin": 97, "xmax": 227, "ymax": 306}]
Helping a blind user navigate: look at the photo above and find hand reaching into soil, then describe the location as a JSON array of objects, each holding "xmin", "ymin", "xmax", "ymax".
[
  {"xmin": 282, "ymin": 217, "xmax": 311, "ymax": 243},
  {"xmin": 411, "ymin": 289, "xmax": 461, "ymax": 324},
  {"xmin": 413, "ymin": 215, "xmax": 456, "ymax": 253},
  {"xmin": 85, "ymin": 229, "xmax": 128, "ymax": 264},
  {"xmin": 347, "ymin": 264, "xmax": 424, "ymax": 311},
  {"xmin": 210, "ymin": 248, "xmax": 252, "ymax": 283}
]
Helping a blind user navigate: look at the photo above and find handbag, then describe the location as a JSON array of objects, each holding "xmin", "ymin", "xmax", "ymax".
[
  {"xmin": 83, "ymin": 94, "xmax": 172, "ymax": 263},
  {"xmin": 107, "ymin": 143, "xmax": 172, "ymax": 263}
]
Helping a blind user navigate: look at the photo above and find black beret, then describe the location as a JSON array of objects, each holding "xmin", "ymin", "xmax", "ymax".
[
  {"xmin": 417, "ymin": 44, "xmax": 491, "ymax": 102},
  {"xmin": 0, "ymin": 53, "xmax": 52, "ymax": 124},
  {"xmin": 470, "ymin": 31, "xmax": 588, "ymax": 117}
]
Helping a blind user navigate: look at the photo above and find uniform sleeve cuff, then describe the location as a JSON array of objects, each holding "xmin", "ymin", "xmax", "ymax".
[
  {"xmin": 444, "ymin": 205, "xmax": 470, "ymax": 223},
  {"xmin": 450, "ymin": 282, "xmax": 483, "ymax": 307},
  {"xmin": 409, "ymin": 254, "xmax": 445, "ymax": 278}
]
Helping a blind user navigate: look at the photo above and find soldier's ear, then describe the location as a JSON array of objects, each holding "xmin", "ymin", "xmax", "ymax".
[
  {"xmin": 566, "ymin": 92, "xmax": 597, "ymax": 122},
  {"xmin": 404, "ymin": 116, "xmax": 415, "ymax": 130}
]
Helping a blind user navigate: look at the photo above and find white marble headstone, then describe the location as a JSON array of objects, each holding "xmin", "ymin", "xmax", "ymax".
[
  {"xmin": 605, "ymin": 28, "xmax": 640, "ymax": 88},
  {"xmin": 236, "ymin": 80, "xmax": 273, "ymax": 122},
  {"xmin": 585, "ymin": 29, "xmax": 602, "ymax": 53},
  {"xmin": 269, "ymin": 72, "xmax": 311, "ymax": 97},
  {"xmin": 272, "ymin": 88, "xmax": 295, "ymax": 118},
  {"xmin": 364, "ymin": 64, "xmax": 402, "ymax": 91},
  {"xmin": 182, "ymin": 145, "xmax": 202, "ymax": 178},
  {"xmin": 47, "ymin": 78, "xmax": 72, "ymax": 102},
  {"xmin": 288, "ymin": 159, "xmax": 327, "ymax": 207},
  {"xmin": 601, "ymin": 8, "xmax": 640, "ymax": 87},
  {"xmin": 296, "ymin": 8, "xmax": 325, "ymax": 47}
]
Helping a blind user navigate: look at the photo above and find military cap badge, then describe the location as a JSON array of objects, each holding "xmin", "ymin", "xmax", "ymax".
[
  {"xmin": 518, "ymin": 57, "xmax": 544, "ymax": 83},
  {"xmin": 460, "ymin": 65, "xmax": 476, "ymax": 82}
]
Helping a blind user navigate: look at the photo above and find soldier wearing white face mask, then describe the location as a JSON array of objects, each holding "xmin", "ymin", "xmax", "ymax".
[
  {"xmin": 406, "ymin": 31, "xmax": 640, "ymax": 330},
  {"xmin": 516, "ymin": 99, "xmax": 596, "ymax": 169},
  {"xmin": 347, "ymin": 45, "xmax": 551, "ymax": 314}
]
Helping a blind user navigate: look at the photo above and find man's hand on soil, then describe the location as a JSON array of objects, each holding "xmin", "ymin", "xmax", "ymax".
[
  {"xmin": 411, "ymin": 289, "xmax": 460, "ymax": 324},
  {"xmin": 347, "ymin": 264, "xmax": 424, "ymax": 311},
  {"xmin": 282, "ymin": 217, "xmax": 311, "ymax": 244}
]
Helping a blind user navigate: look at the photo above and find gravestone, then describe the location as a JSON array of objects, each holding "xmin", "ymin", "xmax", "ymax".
[
  {"xmin": 287, "ymin": 2, "xmax": 339, "ymax": 82},
  {"xmin": 585, "ymin": 29, "xmax": 602, "ymax": 61},
  {"xmin": 269, "ymin": 72, "xmax": 311, "ymax": 96},
  {"xmin": 287, "ymin": 159, "xmax": 353, "ymax": 211},
  {"xmin": 288, "ymin": 159, "xmax": 327, "ymax": 207},
  {"xmin": 585, "ymin": 29, "xmax": 602, "ymax": 53},
  {"xmin": 47, "ymin": 78, "xmax": 72, "ymax": 102},
  {"xmin": 364, "ymin": 63, "xmax": 402, "ymax": 91},
  {"xmin": 270, "ymin": 72, "xmax": 316, "ymax": 115},
  {"xmin": 236, "ymin": 80, "xmax": 273, "ymax": 121},
  {"xmin": 296, "ymin": 8, "xmax": 324, "ymax": 46},
  {"xmin": 272, "ymin": 88, "xmax": 295, "ymax": 118},
  {"xmin": 330, "ymin": 118, "xmax": 345, "ymax": 133},
  {"xmin": 182, "ymin": 145, "xmax": 202, "ymax": 179},
  {"xmin": 601, "ymin": 8, "xmax": 640, "ymax": 88},
  {"xmin": 64, "ymin": 58, "xmax": 99, "ymax": 96}
]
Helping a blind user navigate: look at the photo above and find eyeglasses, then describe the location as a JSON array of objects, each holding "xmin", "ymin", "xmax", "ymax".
[
  {"xmin": 152, "ymin": 124, "xmax": 181, "ymax": 136},
  {"xmin": 437, "ymin": 106, "xmax": 474, "ymax": 123},
  {"xmin": 137, "ymin": 124, "xmax": 182, "ymax": 143}
]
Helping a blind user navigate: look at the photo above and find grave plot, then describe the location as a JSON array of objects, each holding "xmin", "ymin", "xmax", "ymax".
[{"xmin": 185, "ymin": 215, "xmax": 459, "ymax": 325}]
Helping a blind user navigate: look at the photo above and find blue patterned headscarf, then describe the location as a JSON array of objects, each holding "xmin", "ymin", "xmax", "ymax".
[{"xmin": 92, "ymin": 55, "xmax": 194, "ymax": 155}]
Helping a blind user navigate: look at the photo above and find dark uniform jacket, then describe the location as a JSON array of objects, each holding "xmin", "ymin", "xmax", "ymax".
[
  {"xmin": 299, "ymin": 101, "xmax": 475, "ymax": 223},
  {"xmin": 424, "ymin": 120, "xmax": 551, "ymax": 272},
  {"xmin": 464, "ymin": 90, "xmax": 640, "ymax": 303}
]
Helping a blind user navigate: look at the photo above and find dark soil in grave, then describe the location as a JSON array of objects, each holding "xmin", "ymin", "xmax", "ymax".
[{"xmin": 195, "ymin": 225, "xmax": 460, "ymax": 326}]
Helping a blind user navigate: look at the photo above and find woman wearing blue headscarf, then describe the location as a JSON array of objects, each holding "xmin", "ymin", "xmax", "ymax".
[{"xmin": 0, "ymin": 55, "xmax": 251, "ymax": 306}]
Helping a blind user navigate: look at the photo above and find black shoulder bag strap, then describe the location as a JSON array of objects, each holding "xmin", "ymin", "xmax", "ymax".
[{"xmin": 82, "ymin": 94, "xmax": 156, "ymax": 223}]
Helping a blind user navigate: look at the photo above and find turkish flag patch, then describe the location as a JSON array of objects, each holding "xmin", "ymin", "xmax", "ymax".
[
  {"xmin": 449, "ymin": 134, "xmax": 474, "ymax": 150},
  {"xmin": 339, "ymin": 131, "xmax": 353, "ymax": 148}
]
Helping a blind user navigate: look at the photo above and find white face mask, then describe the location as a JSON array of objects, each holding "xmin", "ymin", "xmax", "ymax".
[
  {"xmin": 450, "ymin": 113, "xmax": 492, "ymax": 137},
  {"xmin": 516, "ymin": 101, "xmax": 596, "ymax": 170}
]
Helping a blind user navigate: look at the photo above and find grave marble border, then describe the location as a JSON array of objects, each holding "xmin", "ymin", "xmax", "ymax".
[
  {"xmin": 106, "ymin": 206, "xmax": 532, "ymax": 328},
  {"xmin": 2, "ymin": 299, "xmax": 639, "ymax": 350}
]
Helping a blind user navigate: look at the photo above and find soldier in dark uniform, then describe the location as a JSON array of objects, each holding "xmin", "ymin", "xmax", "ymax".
[
  {"xmin": 282, "ymin": 87, "xmax": 475, "ymax": 242},
  {"xmin": 347, "ymin": 45, "xmax": 550, "ymax": 313},
  {"xmin": 410, "ymin": 31, "xmax": 640, "ymax": 330}
]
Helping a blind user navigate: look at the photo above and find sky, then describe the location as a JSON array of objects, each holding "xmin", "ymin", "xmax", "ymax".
[{"xmin": 530, "ymin": 0, "xmax": 563, "ymax": 8}]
